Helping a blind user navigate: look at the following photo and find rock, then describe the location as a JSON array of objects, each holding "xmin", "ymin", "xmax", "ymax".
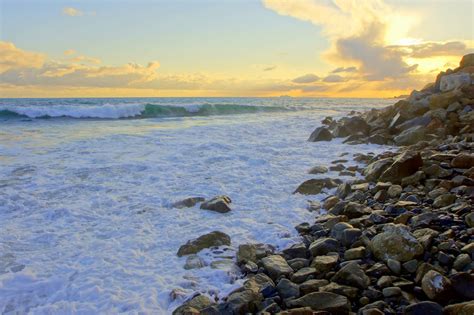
[
  {"xmin": 423, "ymin": 164, "xmax": 452, "ymax": 178},
  {"xmin": 341, "ymin": 116, "xmax": 370, "ymax": 135},
  {"xmin": 276, "ymin": 278, "xmax": 299, "ymax": 299},
  {"xmin": 222, "ymin": 289, "xmax": 261, "ymax": 314},
  {"xmin": 450, "ymin": 272, "xmax": 474, "ymax": 300},
  {"xmin": 177, "ymin": 231, "xmax": 231, "ymax": 256},
  {"xmin": 432, "ymin": 194, "xmax": 456, "ymax": 208},
  {"xmin": 344, "ymin": 246, "xmax": 366, "ymax": 260},
  {"xmin": 382, "ymin": 286, "xmax": 402, "ymax": 297},
  {"xmin": 453, "ymin": 254, "xmax": 471, "ymax": 271},
  {"xmin": 200, "ymin": 196, "xmax": 232, "ymax": 213},
  {"xmin": 283, "ymin": 243, "xmax": 307, "ymax": 259},
  {"xmin": 388, "ymin": 185, "xmax": 403, "ymax": 198},
  {"xmin": 309, "ymin": 238, "xmax": 339, "ymax": 256},
  {"xmin": 364, "ymin": 158, "xmax": 393, "ymax": 182},
  {"xmin": 310, "ymin": 255, "xmax": 339, "ymax": 274},
  {"xmin": 401, "ymin": 171, "xmax": 425, "ymax": 186},
  {"xmin": 237, "ymin": 244, "xmax": 257, "ymax": 264},
  {"xmin": 308, "ymin": 165, "xmax": 329, "ymax": 174},
  {"xmin": 261, "ymin": 255, "xmax": 293, "ymax": 281},
  {"xmin": 460, "ymin": 53, "xmax": 474, "ymax": 68},
  {"xmin": 330, "ymin": 222, "xmax": 353, "ymax": 241},
  {"xmin": 323, "ymin": 196, "xmax": 340, "ymax": 210},
  {"xmin": 394, "ymin": 125, "xmax": 427, "ymax": 145},
  {"xmin": 294, "ymin": 178, "xmax": 338, "ymax": 195},
  {"xmin": 173, "ymin": 295, "xmax": 213, "ymax": 315},
  {"xmin": 299, "ymin": 279, "xmax": 329, "ymax": 295},
  {"xmin": 403, "ymin": 259, "xmax": 419, "ymax": 273},
  {"xmin": 340, "ymin": 228, "xmax": 362, "ymax": 247},
  {"xmin": 172, "ymin": 197, "xmax": 205, "ymax": 209},
  {"xmin": 404, "ymin": 301, "xmax": 443, "ymax": 315},
  {"xmin": 286, "ymin": 292, "xmax": 351, "ymax": 313},
  {"xmin": 451, "ymin": 153, "xmax": 474, "ymax": 168},
  {"xmin": 443, "ymin": 301, "xmax": 474, "ymax": 315},
  {"xmin": 291, "ymin": 267, "xmax": 316, "ymax": 284},
  {"xmin": 379, "ymin": 151, "xmax": 423, "ymax": 184},
  {"xmin": 387, "ymin": 259, "xmax": 401, "ymax": 275},
  {"xmin": 429, "ymin": 90, "xmax": 462, "ymax": 110},
  {"xmin": 421, "ymin": 270, "xmax": 451, "ymax": 301},
  {"xmin": 308, "ymin": 127, "xmax": 333, "ymax": 142},
  {"xmin": 369, "ymin": 224, "xmax": 423, "ymax": 262},
  {"xmin": 439, "ymin": 72, "xmax": 471, "ymax": 92},
  {"xmin": 343, "ymin": 202, "xmax": 369, "ymax": 218},
  {"xmin": 331, "ymin": 262, "xmax": 370, "ymax": 289},
  {"xmin": 336, "ymin": 183, "xmax": 352, "ymax": 199},
  {"xmin": 184, "ymin": 254, "xmax": 205, "ymax": 269},
  {"xmin": 319, "ymin": 282, "xmax": 359, "ymax": 299}
]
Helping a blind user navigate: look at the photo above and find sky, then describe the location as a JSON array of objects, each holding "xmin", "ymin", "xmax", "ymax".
[{"xmin": 0, "ymin": 0, "xmax": 473, "ymax": 98}]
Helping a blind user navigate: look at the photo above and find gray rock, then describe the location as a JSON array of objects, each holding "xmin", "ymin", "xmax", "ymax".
[
  {"xmin": 173, "ymin": 295, "xmax": 213, "ymax": 315},
  {"xmin": 261, "ymin": 255, "xmax": 293, "ymax": 281},
  {"xmin": 286, "ymin": 292, "xmax": 351, "ymax": 313},
  {"xmin": 331, "ymin": 262, "xmax": 370, "ymax": 289},
  {"xmin": 177, "ymin": 231, "xmax": 231, "ymax": 256},
  {"xmin": 308, "ymin": 165, "xmax": 329, "ymax": 174},
  {"xmin": 291, "ymin": 267, "xmax": 317, "ymax": 284},
  {"xmin": 200, "ymin": 195, "xmax": 232, "ymax": 213},
  {"xmin": 309, "ymin": 238, "xmax": 339, "ymax": 256},
  {"xmin": 308, "ymin": 127, "xmax": 333, "ymax": 142},
  {"xmin": 276, "ymin": 278, "xmax": 300, "ymax": 299},
  {"xmin": 184, "ymin": 254, "xmax": 205, "ymax": 270},
  {"xmin": 369, "ymin": 224, "xmax": 423, "ymax": 262}
]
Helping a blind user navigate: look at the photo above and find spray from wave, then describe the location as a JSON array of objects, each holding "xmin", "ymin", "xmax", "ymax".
[{"xmin": 0, "ymin": 103, "xmax": 299, "ymax": 120}]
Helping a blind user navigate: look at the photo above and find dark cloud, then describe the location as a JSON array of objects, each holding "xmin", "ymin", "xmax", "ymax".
[
  {"xmin": 263, "ymin": 65, "xmax": 277, "ymax": 71},
  {"xmin": 292, "ymin": 73, "xmax": 320, "ymax": 83},
  {"xmin": 322, "ymin": 74, "xmax": 345, "ymax": 82},
  {"xmin": 331, "ymin": 66, "xmax": 357, "ymax": 73}
]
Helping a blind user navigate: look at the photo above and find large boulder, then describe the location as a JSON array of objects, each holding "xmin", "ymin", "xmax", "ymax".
[
  {"xmin": 286, "ymin": 292, "xmax": 351, "ymax": 314},
  {"xmin": 379, "ymin": 151, "xmax": 423, "ymax": 184},
  {"xmin": 429, "ymin": 90, "xmax": 462, "ymax": 110},
  {"xmin": 364, "ymin": 158, "xmax": 393, "ymax": 182},
  {"xmin": 370, "ymin": 224, "xmax": 423, "ymax": 262},
  {"xmin": 439, "ymin": 72, "xmax": 471, "ymax": 92},
  {"xmin": 261, "ymin": 255, "xmax": 293, "ymax": 280},
  {"xmin": 308, "ymin": 127, "xmax": 333, "ymax": 142},
  {"xmin": 339, "ymin": 116, "xmax": 370, "ymax": 135},
  {"xmin": 200, "ymin": 195, "xmax": 232, "ymax": 213},
  {"xmin": 177, "ymin": 231, "xmax": 231, "ymax": 256},
  {"xmin": 460, "ymin": 53, "xmax": 474, "ymax": 68},
  {"xmin": 394, "ymin": 125, "xmax": 427, "ymax": 145}
]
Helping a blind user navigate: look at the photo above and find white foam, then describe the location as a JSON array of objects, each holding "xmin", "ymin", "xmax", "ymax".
[{"xmin": 0, "ymin": 98, "xmax": 394, "ymax": 314}]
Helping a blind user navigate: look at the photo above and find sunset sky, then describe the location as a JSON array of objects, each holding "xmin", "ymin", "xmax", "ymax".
[{"xmin": 1, "ymin": 0, "xmax": 473, "ymax": 98}]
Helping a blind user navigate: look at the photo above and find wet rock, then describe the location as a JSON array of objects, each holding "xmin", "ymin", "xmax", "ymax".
[
  {"xmin": 379, "ymin": 151, "xmax": 423, "ymax": 184},
  {"xmin": 173, "ymin": 295, "xmax": 213, "ymax": 315},
  {"xmin": 404, "ymin": 301, "xmax": 443, "ymax": 315},
  {"xmin": 283, "ymin": 243, "xmax": 307, "ymax": 260},
  {"xmin": 261, "ymin": 255, "xmax": 293, "ymax": 281},
  {"xmin": 177, "ymin": 231, "xmax": 231, "ymax": 256},
  {"xmin": 364, "ymin": 158, "xmax": 393, "ymax": 182},
  {"xmin": 421, "ymin": 270, "xmax": 451, "ymax": 301},
  {"xmin": 172, "ymin": 197, "xmax": 205, "ymax": 209},
  {"xmin": 451, "ymin": 153, "xmax": 474, "ymax": 168},
  {"xmin": 200, "ymin": 195, "xmax": 232, "ymax": 213},
  {"xmin": 308, "ymin": 165, "xmax": 329, "ymax": 174},
  {"xmin": 184, "ymin": 254, "xmax": 205, "ymax": 269},
  {"xmin": 309, "ymin": 238, "xmax": 339, "ymax": 256},
  {"xmin": 286, "ymin": 292, "xmax": 351, "ymax": 313},
  {"xmin": 331, "ymin": 262, "xmax": 370, "ymax": 289},
  {"xmin": 308, "ymin": 127, "xmax": 333, "ymax": 142},
  {"xmin": 323, "ymin": 196, "xmax": 340, "ymax": 210},
  {"xmin": 294, "ymin": 178, "xmax": 338, "ymax": 195},
  {"xmin": 370, "ymin": 224, "xmax": 423, "ymax": 262},
  {"xmin": 276, "ymin": 278, "xmax": 300, "ymax": 299},
  {"xmin": 299, "ymin": 279, "xmax": 329, "ymax": 295},
  {"xmin": 291, "ymin": 267, "xmax": 316, "ymax": 284},
  {"xmin": 310, "ymin": 255, "xmax": 339, "ymax": 274},
  {"xmin": 432, "ymin": 194, "xmax": 456, "ymax": 208},
  {"xmin": 237, "ymin": 244, "xmax": 257, "ymax": 264}
]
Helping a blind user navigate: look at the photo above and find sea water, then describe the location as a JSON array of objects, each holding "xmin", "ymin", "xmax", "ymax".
[{"xmin": 0, "ymin": 97, "xmax": 395, "ymax": 314}]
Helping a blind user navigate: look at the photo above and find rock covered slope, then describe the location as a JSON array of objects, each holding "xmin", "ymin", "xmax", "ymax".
[{"xmin": 174, "ymin": 54, "xmax": 474, "ymax": 315}]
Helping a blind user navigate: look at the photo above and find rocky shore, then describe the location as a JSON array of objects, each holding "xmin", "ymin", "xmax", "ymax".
[{"xmin": 173, "ymin": 54, "xmax": 474, "ymax": 315}]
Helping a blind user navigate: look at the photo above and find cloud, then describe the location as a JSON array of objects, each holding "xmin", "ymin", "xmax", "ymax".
[
  {"xmin": 70, "ymin": 55, "xmax": 102, "ymax": 64},
  {"xmin": 389, "ymin": 41, "xmax": 469, "ymax": 58},
  {"xmin": 63, "ymin": 7, "xmax": 83, "ymax": 17},
  {"xmin": 331, "ymin": 66, "xmax": 357, "ymax": 73},
  {"xmin": 263, "ymin": 0, "xmax": 421, "ymax": 81},
  {"xmin": 292, "ymin": 73, "xmax": 320, "ymax": 83},
  {"xmin": 0, "ymin": 41, "xmax": 46, "ymax": 73},
  {"xmin": 322, "ymin": 74, "xmax": 345, "ymax": 82}
]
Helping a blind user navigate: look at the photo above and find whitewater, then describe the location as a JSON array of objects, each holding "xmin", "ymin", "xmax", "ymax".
[{"xmin": 0, "ymin": 97, "xmax": 395, "ymax": 314}]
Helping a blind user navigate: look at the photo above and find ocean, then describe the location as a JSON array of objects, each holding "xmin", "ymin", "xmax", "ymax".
[{"xmin": 0, "ymin": 97, "xmax": 395, "ymax": 314}]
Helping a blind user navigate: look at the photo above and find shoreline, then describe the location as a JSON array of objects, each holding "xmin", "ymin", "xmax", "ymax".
[{"xmin": 173, "ymin": 54, "xmax": 474, "ymax": 314}]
